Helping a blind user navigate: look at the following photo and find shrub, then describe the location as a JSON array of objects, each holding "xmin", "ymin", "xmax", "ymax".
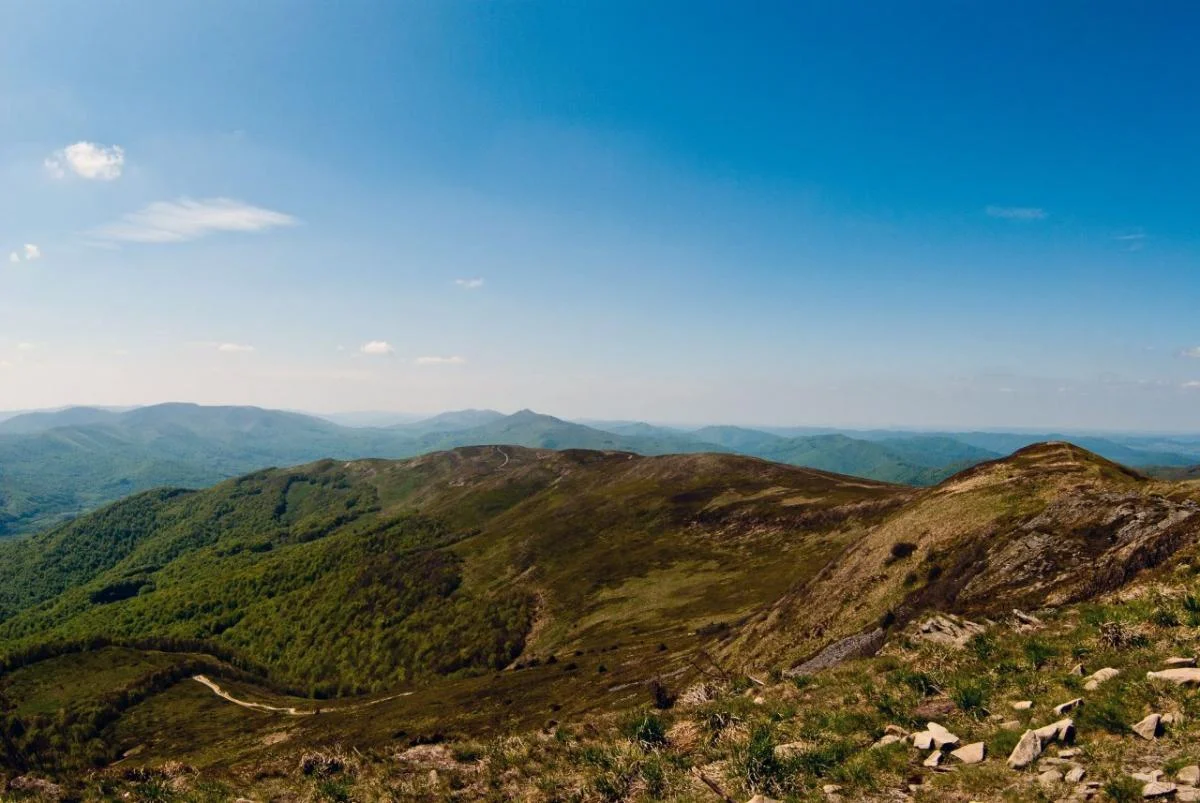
[
  {"xmin": 622, "ymin": 713, "xmax": 668, "ymax": 750},
  {"xmin": 737, "ymin": 724, "xmax": 785, "ymax": 794},
  {"xmin": 1098, "ymin": 620, "xmax": 1147, "ymax": 650},
  {"xmin": 887, "ymin": 542, "xmax": 917, "ymax": 563},
  {"xmin": 1152, "ymin": 608, "xmax": 1181, "ymax": 628},
  {"xmin": 950, "ymin": 679, "xmax": 989, "ymax": 717},
  {"xmin": 1102, "ymin": 776, "xmax": 1143, "ymax": 802},
  {"xmin": 967, "ymin": 633, "xmax": 997, "ymax": 661}
]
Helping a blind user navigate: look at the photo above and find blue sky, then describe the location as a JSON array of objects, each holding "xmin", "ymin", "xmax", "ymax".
[{"xmin": 1, "ymin": 1, "xmax": 1199, "ymax": 429}]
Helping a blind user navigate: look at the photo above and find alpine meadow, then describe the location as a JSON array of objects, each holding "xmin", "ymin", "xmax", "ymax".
[{"xmin": 4, "ymin": 3, "xmax": 1200, "ymax": 802}]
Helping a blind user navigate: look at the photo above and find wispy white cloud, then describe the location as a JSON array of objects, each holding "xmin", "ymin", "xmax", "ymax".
[
  {"xmin": 415, "ymin": 355, "xmax": 466, "ymax": 365},
  {"xmin": 15, "ymin": 342, "xmax": 35, "ymax": 351},
  {"xmin": 7, "ymin": 252, "xmax": 18, "ymax": 264},
  {"xmin": 1115, "ymin": 231, "xmax": 1147, "ymax": 252},
  {"xmin": 986, "ymin": 205, "xmax": 1047, "ymax": 220},
  {"xmin": 89, "ymin": 198, "xmax": 297, "ymax": 244},
  {"xmin": 1180, "ymin": 347, "xmax": 1200, "ymax": 359},
  {"xmin": 45, "ymin": 141, "xmax": 125, "ymax": 180},
  {"xmin": 1183, "ymin": 381, "xmax": 1200, "ymax": 389},
  {"xmin": 23, "ymin": 244, "xmax": 40, "ymax": 261},
  {"xmin": 455, "ymin": 277, "xmax": 485, "ymax": 290},
  {"xmin": 216, "ymin": 342, "xmax": 255, "ymax": 353},
  {"xmin": 360, "ymin": 341, "xmax": 394, "ymax": 356}
]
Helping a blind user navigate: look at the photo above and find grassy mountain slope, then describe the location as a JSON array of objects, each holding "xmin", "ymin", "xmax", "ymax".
[
  {"xmin": 3, "ymin": 443, "xmax": 1200, "ymax": 788},
  {"xmin": 733, "ymin": 442, "xmax": 1200, "ymax": 669},
  {"xmin": 0, "ymin": 447, "xmax": 905, "ymax": 698}
]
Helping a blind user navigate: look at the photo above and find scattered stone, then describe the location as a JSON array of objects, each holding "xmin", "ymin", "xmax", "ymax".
[
  {"xmin": 1066, "ymin": 767, "xmax": 1086, "ymax": 783},
  {"xmin": 1012, "ymin": 700, "xmax": 1034, "ymax": 710},
  {"xmin": 1069, "ymin": 663, "xmax": 1085, "ymax": 676},
  {"xmin": 884, "ymin": 724, "xmax": 909, "ymax": 736},
  {"xmin": 752, "ymin": 696, "xmax": 765, "ymax": 705},
  {"xmin": 1142, "ymin": 781, "xmax": 1176, "ymax": 798},
  {"xmin": 912, "ymin": 731, "xmax": 934, "ymax": 750},
  {"xmin": 822, "ymin": 785, "xmax": 842, "ymax": 795},
  {"xmin": 1058, "ymin": 749, "xmax": 1079, "ymax": 758},
  {"xmin": 1165, "ymin": 657, "xmax": 1197, "ymax": 668},
  {"xmin": 913, "ymin": 697, "xmax": 957, "ymax": 719},
  {"xmin": 873, "ymin": 734, "xmax": 903, "ymax": 748},
  {"xmin": 8, "ymin": 777, "xmax": 65, "ymax": 801},
  {"xmin": 1000, "ymin": 719, "xmax": 1022, "ymax": 731},
  {"xmin": 951, "ymin": 742, "xmax": 986, "ymax": 764},
  {"xmin": 1054, "ymin": 698, "xmax": 1084, "ymax": 716},
  {"xmin": 923, "ymin": 750, "xmax": 944, "ymax": 768},
  {"xmin": 926, "ymin": 721, "xmax": 961, "ymax": 749},
  {"xmin": 1132, "ymin": 713, "xmax": 1161, "ymax": 740},
  {"xmin": 1038, "ymin": 769, "xmax": 1063, "ymax": 786},
  {"xmin": 1178, "ymin": 788, "xmax": 1200, "ymax": 802},
  {"xmin": 1178, "ymin": 766, "xmax": 1200, "ymax": 786},
  {"xmin": 746, "ymin": 796, "xmax": 780, "ymax": 803},
  {"xmin": 1133, "ymin": 771, "xmax": 1163, "ymax": 783},
  {"xmin": 1033, "ymin": 718, "xmax": 1075, "ymax": 744},
  {"xmin": 1084, "ymin": 667, "xmax": 1120, "ymax": 691},
  {"xmin": 1007, "ymin": 730, "xmax": 1042, "ymax": 769},
  {"xmin": 1162, "ymin": 712, "xmax": 1182, "ymax": 725},
  {"xmin": 1147, "ymin": 668, "xmax": 1200, "ymax": 686}
]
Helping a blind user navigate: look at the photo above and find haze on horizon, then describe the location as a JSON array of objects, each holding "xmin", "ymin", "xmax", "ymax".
[{"xmin": 3, "ymin": 2, "xmax": 1200, "ymax": 431}]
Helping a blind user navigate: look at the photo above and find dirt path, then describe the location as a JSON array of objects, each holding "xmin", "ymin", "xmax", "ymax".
[
  {"xmin": 497, "ymin": 446, "xmax": 510, "ymax": 468},
  {"xmin": 193, "ymin": 675, "xmax": 412, "ymax": 716}
]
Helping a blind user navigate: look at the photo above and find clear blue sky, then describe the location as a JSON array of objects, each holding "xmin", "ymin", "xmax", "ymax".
[{"xmin": 1, "ymin": 1, "xmax": 1198, "ymax": 429}]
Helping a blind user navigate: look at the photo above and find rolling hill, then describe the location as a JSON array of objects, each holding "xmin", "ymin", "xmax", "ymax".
[{"xmin": 3, "ymin": 442, "xmax": 1200, "ymax": 791}]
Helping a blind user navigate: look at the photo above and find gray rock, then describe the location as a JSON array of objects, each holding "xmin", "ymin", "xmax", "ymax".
[
  {"xmin": 1065, "ymin": 766, "xmax": 1086, "ymax": 783},
  {"xmin": 926, "ymin": 721, "xmax": 961, "ymax": 749},
  {"xmin": 1054, "ymin": 698, "xmax": 1084, "ymax": 716},
  {"xmin": 1142, "ymin": 781, "xmax": 1176, "ymax": 798},
  {"xmin": 1178, "ymin": 766, "xmax": 1200, "ymax": 785},
  {"xmin": 1084, "ymin": 667, "xmax": 1120, "ymax": 690},
  {"xmin": 950, "ymin": 742, "xmax": 986, "ymax": 764},
  {"xmin": 1069, "ymin": 663, "xmax": 1085, "ymax": 676},
  {"xmin": 1177, "ymin": 787, "xmax": 1200, "ymax": 802},
  {"xmin": 1034, "ymin": 718, "xmax": 1075, "ymax": 744},
  {"xmin": 1133, "ymin": 771, "xmax": 1163, "ymax": 783},
  {"xmin": 1012, "ymin": 700, "xmax": 1034, "ymax": 710},
  {"xmin": 1165, "ymin": 657, "xmax": 1197, "ymax": 667},
  {"xmin": 1147, "ymin": 668, "xmax": 1200, "ymax": 685},
  {"xmin": 923, "ymin": 749, "xmax": 943, "ymax": 768},
  {"xmin": 873, "ymin": 734, "xmax": 903, "ymax": 748},
  {"xmin": 1038, "ymin": 769, "xmax": 1063, "ymax": 786},
  {"xmin": 1132, "ymin": 713, "xmax": 1161, "ymax": 740},
  {"xmin": 1000, "ymin": 719, "xmax": 1022, "ymax": 730},
  {"xmin": 1007, "ymin": 730, "xmax": 1042, "ymax": 769},
  {"xmin": 911, "ymin": 731, "xmax": 934, "ymax": 750}
]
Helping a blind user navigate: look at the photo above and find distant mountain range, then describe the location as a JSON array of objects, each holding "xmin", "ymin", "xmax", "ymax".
[{"xmin": 1, "ymin": 402, "xmax": 1199, "ymax": 537}]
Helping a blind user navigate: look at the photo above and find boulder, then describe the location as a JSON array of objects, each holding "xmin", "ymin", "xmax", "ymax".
[
  {"xmin": 911, "ymin": 731, "xmax": 934, "ymax": 750},
  {"xmin": 1012, "ymin": 700, "xmax": 1034, "ymax": 710},
  {"xmin": 1178, "ymin": 788, "xmax": 1200, "ymax": 802},
  {"xmin": 1007, "ymin": 730, "xmax": 1042, "ymax": 769},
  {"xmin": 873, "ymin": 734, "xmax": 903, "ymax": 748},
  {"xmin": 926, "ymin": 721, "xmax": 961, "ymax": 749},
  {"xmin": 1165, "ymin": 657, "xmax": 1197, "ymax": 668},
  {"xmin": 923, "ymin": 750, "xmax": 943, "ymax": 768},
  {"xmin": 1054, "ymin": 698, "xmax": 1084, "ymax": 716},
  {"xmin": 1058, "ymin": 749, "xmax": 1079, "ymax": 758},
  {"xmin": 1065, "ymin": 766, "xmax": 1086, "ymax": 783},
  {"xmin": 1147, "ymin": 668, "xmax": 1200, "ymax": 686},
  {"xmin": 950, "ymin": 742, "xmax": 986, "ymax": 764},
  {"xmin": 1133, "ymin": 771, "xmax": 1163, "ymax": 783},
  {"xmin": 1142, "ymin": 781, "xmax": 1177, "ymax": 798},
  {"xmin": 1069, "ymin": 663, "xmax": 1085, "ymax": 676},
  {"xmin": 1132, "ymin": 713, "xmax": 1161, "ymax": 740},
  {"xmin": 1033, "ymin": 718, "xmax": 1075, "ymax": 744},
  {"xmin": 1178, "ymin": 766, "xmax": 1200, "ymax": 786},
  {"xmin": 999, "ymin": 719, "xmax": 1022, "ymax": 731},
  {"xmin": 1084, "ymin": 667, "xmax": 1119, "ymax": 690}
]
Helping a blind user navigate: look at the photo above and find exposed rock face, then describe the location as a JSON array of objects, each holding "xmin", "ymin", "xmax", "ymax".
[
  {"xmin": 785, "ymin": 628, "xmax": 886, "ymax": 677},
  {"xmin": 1143, "ymin": 781, "xmax": 1177, "ymax": 798},
  {"xmin": 1178, "ymin": 766, "xmax": 1200, "ymax": 786},
  {"xmin": 1148, "ymin": 667, "xmax": 1200, "ymax": 685},
  {"xmin": 915, "ymin": 614, "xmax": 985, "ymax": 647},
  {"xmin": 1065, "ymin": 766, "xmax": 1086, "ymax": 783},
  {"xmin": 1007, "ymin": 730, "xmax": 1042, "ymax": 769}
]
